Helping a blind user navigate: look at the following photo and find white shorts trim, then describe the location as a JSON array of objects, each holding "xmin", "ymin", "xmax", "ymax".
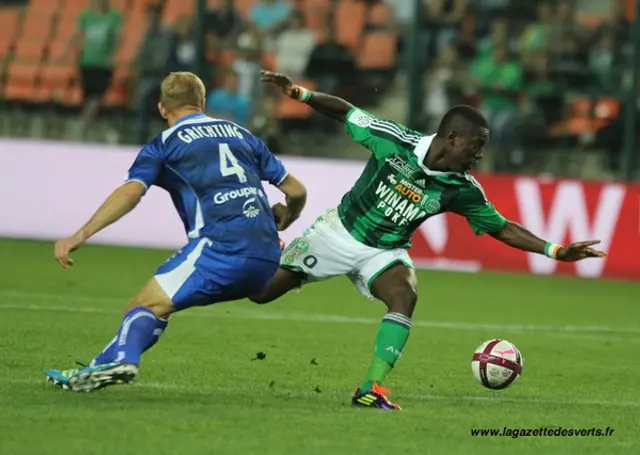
[
  {"xmin": 280, "ymin": 209, "xmax": 414, "ymax": 299},
  {"xmin": 154, "ymin": 238, "xmax": 211, "ymax": 299}
]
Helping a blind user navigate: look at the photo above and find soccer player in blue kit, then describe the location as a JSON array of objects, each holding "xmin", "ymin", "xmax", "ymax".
[{"xmin": 44, "ymin": 72, "xmax": 307, "ymax": 392}]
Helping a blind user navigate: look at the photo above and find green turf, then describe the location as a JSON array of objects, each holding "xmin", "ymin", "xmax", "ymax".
[{"xmin": 0, "ymin": 237, "xmax": 638, "ymax": 455}]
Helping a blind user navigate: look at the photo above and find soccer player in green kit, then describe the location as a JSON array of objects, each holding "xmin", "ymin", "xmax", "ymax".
[{"xmin": 254, "ymin": 70, "xmax": 606, "ymax": 411}]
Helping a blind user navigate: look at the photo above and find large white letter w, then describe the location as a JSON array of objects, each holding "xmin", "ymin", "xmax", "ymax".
[{"xmin": 514, "ymin": 178, "xmax": 625, "ymax": 277}]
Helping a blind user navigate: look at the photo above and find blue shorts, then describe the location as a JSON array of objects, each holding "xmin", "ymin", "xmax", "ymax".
[{"xmin": 154, "ymin": 238, "xmax": 279, "ymax": 311}]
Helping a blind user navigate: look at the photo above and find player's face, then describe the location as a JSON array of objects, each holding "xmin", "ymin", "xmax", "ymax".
[{"xmin": 447, "ymin": 127, "xmax": 489, "ymax": 172}]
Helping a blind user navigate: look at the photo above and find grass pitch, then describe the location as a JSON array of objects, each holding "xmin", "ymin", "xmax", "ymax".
[{"xmin": 0, "ymin": 238, "xmax": 638, "ymax": 455}]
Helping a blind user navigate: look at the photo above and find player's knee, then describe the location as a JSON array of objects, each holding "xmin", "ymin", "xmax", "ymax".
[
  {"xmin": 387, "ymin": 285, "xmax": 418, "ymax": 317},
  {"xmin": 123, "ymin": 280, "xmax": 176, "ymax": 319},
  {"xmin": 249, "ymin": 269, "xmax": 303, "ymax": 304}
]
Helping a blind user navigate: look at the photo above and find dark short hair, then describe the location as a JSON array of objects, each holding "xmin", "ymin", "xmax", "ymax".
[{"xmin": 437, "ymin": 105, "xmax": 488, "ymax": 137}]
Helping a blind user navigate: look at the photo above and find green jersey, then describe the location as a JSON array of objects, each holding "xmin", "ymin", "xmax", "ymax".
[
  {"xmin": 78, "ymin": 8, "xmax": 123, "ymax": 68},
  {"xmin": 337, "ymin": 108, "xmax": 507, "ymax": 249}
]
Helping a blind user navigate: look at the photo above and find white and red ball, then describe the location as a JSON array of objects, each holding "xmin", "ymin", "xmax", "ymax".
[{"xmin": 471, "ymin": 339, "xmax": 523, "ymax": 390}]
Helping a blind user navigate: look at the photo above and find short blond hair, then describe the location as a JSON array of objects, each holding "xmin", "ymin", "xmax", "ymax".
[{"xmin": 160, "ymin": 72, "xmax": 206, "ymax": 112}]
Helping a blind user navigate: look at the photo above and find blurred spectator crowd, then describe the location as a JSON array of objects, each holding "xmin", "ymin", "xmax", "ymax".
[
  {"xmin": 0, "ymin": 0, "xmax": 636, "ymax": 174},
  {"xmin": 413, "ymin": 0, "xmax": 634, "ymax": 172}
]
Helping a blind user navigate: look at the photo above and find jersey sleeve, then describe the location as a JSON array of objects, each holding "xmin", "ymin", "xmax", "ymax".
[
  {"xmin": 344, "ymin": 107, "xmax": 417, "ymax": 158},
  {"xmin": 125, "ymin": 139, "xmax": 165, "ymax": 190},
  {"xmin": 254, "ymin": 137, "xmax": 288, "ymax": 186},
  {"xmin": 344, "ymin": 107, "xmax": 379, "ymax": 149},
  {"xmin": 450, "ymin": 178, "xmax": 508, "ymax": 236}
]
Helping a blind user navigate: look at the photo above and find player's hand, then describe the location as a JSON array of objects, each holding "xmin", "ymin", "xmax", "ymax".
[
  {"xmin": 54, "ymin": 234, "xmax": 85, "ymax": 269},
  {"xmin": 260, "ymin": 70, "xmax": 295, "ymax": 97},
  {"xmin": 556, "ymin": 240, "xmax": 606, "ymax": 262},
  {"xmin": 272, "ymin": 202, "xmax": 297, "ymax": 231}
]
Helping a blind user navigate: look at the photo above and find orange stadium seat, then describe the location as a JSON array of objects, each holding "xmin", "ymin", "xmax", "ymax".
[
  {"xmin": 132, "ymin": 0, "xmax": 151, "ymax": 11},
  {"xmin": 358, "ymin": 32, "xmax": 396, "ymax": 70},
  {"xmin": 111, "ymin": 68, "xmax": 130, "ymax": 86},
  {"xmin": 302, "ymin": 0, "xmax": 331, "ymax": 31},
  {"xmin": 115, "ymin": 24, "xmax": 145, "ymax": 64},
  {"xmin": 4, "ymin": 62, "xmax": 41, "ymax": 101},
  {"xmin": 0, "ymin": 39, "xmax": 11, "ymax": 61},
  {"xmin": 569, "ymin": 97, "xmax": 592, "ymax": 118},
  {"xmin": 548, "ymin": 97, "xmax": 617, "ymax": 136},
  {"xmin": 58, "ymin": 3, "xmax": 87, "ymax": 20},
  {"xmin": 127, "ymin": 9, "xmax": 148, "ymax": 31},
  {"xmin": 28, "ymin": 0, "xmax": 63, "ymax": 16},
  {"xmin": 594, "ymin": 98, "xmax": 620, "ymax": 119},
  {"xmin": 104, "ymin": 85, "xmax": 129, "ymax": 107},
  {"xmin": 368, "ymin": 2, "xmax": 391, "ymax": 27},
  {"xmin": 48, "ymin": 36, "xmax": 78, "ymax": 62},
  {"xmin": 163, "ymin": 0, "xmax": 195, "ymax": 24},
  {"xmin": 58, "ymin": 5, "xmax": 85, "ymax": 24},
  {"xmin": 13, "ymin": 39, "xmax": 47, "ymax": 63},
  {"xmin": 561, "ymin": 117, "xmax": 597, "ymax": 135},
  {"xmin": 106, "ymin": 67, "xmax": 131, "ymax": 108},
  {"xmin": 20, "ymin": 11, "xmax": 55, "ymax": 38},
  {"xmin": 64, "ymin": 0, "xmax": 90, "ymax": 9},
  {"xmin": 115, "ymin": 44, "xmax": 138, "ymax": 65},
  {"xmin": 0, "ymin": 9, "xmax": 21, "ymax": 40},
  {"xmin": 109, "ymin": 0, "xmax": 130, "ymax": 12},
  {"xmin": 277, "ymin": 79, "xmax": 317, "ymax": 119},
  {"xmin": 54, "ymin": 17, "xmax": 78, "ymax": 41},
  {"xmin": 593, "ymin": 98, "xmax": 620, "ymax": 128},
  {"xmin": 277, "ymin": 96, "xmax": 314, "ymax": 119},
  {"xmin": 262, "ymin": 52, "xmax": 276, "ymax": 71},
  {"xmin": 218, "ymin": 49, "xmax": 238, "ymax": 69},
  {"xmin": 335, "ymin": 0, "xmax": 366, "ymax": 51},
  {"xmin": 576, "ymin": 12, "xmax": 604, "ymax": 30},
  {"xmin": 40, "ymin": 64, "xmax": 75, "ymax": 94},
  {"xmin": 60, "ymin": 82, "xmax": 83, "ymax": 106},
  {"xmin": 233, "ymin": 0, "xmax": 258, "ymax": 18},
  {"xmin": 0, "ymin": 9, "xmax": 20, "ymax": 60}
]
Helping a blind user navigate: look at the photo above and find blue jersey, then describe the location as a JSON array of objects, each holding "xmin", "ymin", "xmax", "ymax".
[{"xmin": 126, "ymin": 113, "xmax": 287, "ymax": 263}]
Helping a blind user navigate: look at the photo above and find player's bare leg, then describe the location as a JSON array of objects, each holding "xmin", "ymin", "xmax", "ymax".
[
  {"xmin": 249, "ymin": 268, "xmax": 305, "ymax": 304},
  {"xmin": 45, "ymin": 278, "xmax": 175, "ymax": 392},
  {"xmin": 352, "ymin": 263, "xmax": 418, "ymax": 410}
]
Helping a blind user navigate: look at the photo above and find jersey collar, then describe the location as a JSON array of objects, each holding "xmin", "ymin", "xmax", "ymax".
[
  {"xmin": 175, "ymin": 112, "xmax": 207, "ymax": 125},
  {"xmin": 412, "ymin": 134, "xmax": 464, "ymax": 177}
]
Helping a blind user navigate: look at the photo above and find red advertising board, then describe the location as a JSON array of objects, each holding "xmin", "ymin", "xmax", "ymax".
[{"xmin": 409, "ymin": 174, "xmax": 640, "ymax": 280}]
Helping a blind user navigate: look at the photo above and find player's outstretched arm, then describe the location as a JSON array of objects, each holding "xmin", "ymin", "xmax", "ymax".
[
  {"xmin": 489, "ymin": 221, "xmax": 607, "ymax": 262},
  {"xmin": 272, "ymin": 174, "xmax": 307, "ymax": 231},
  {"xmin": 53, "ymin": 182, "xmax": 146, "ymax": 268},
  {"xmin": 261, "ymin": 70, "xmax": 354, "ymax": 122}
]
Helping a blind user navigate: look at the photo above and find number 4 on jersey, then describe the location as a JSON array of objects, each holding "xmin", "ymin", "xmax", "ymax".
[{"xmin": 219, "ymin": 143, "xmax": 247, "ymax": 183}]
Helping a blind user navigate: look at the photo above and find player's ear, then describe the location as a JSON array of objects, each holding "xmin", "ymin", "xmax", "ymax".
[
  {"xmin": 447, "ymin": 131, "xmax": 457, "ymax": 146},
  {"xmin": 157, "ymin": 102, "xmax": 167, "ymax": 119}
]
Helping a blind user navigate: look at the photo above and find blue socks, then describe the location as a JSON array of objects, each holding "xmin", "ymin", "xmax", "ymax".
[{"xmin": 90, "ymin": 307, "xmax": 168, "ymax": 366}]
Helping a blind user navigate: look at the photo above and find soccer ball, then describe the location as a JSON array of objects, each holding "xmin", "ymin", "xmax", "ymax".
[{"xmin": 471, "ymin": 339, "xmax": 523, "ymax": 390}]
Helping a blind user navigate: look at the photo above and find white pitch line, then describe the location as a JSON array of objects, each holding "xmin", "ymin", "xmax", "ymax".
[
  {"xmin": 2, "ymin": 288, "xmax": 640, "ymax": 335},
  {"xmin": 1, "ymin": 301, "xmax": 640, "ymax": 345},
  {"xmin": 3, "ymin": 377, "xmax": 640, "ymax": 409}
]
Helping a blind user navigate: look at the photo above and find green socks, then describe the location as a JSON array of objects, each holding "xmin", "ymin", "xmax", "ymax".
[{"xmin": 360, "ymin": 312, "xmax": 412, "ymax": 392}]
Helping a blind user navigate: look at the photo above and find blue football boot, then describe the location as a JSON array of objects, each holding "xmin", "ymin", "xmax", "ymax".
[{"xmin": 45, "ymin": 362, "xmax": 139, "ymax": 392}]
